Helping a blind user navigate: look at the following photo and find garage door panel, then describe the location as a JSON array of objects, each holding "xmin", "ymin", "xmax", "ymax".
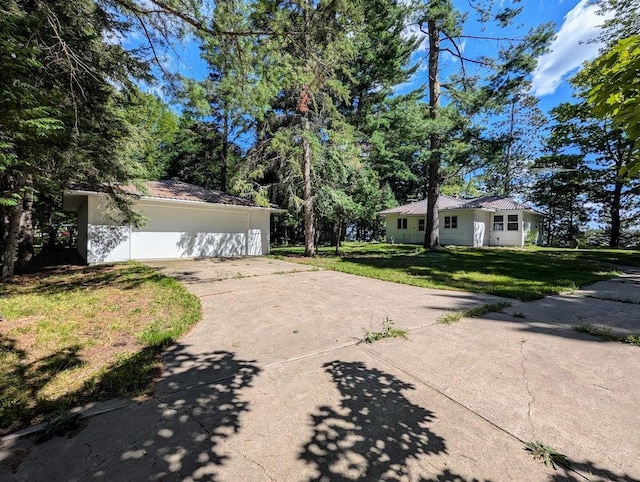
[
  {"xmin": 131, "ymin": 231, "xmax": 247, "ymax": 259},
  {"xmin": 137, "ymin": 205, "xmax": 247, "ymax": 233}
]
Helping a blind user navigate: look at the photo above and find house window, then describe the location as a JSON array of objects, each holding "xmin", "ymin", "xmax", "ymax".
[
  {"xmin": 507, "ymin": 214, "xmax": 519, "ymax": 231},
  {"xmin": 493, "ymin": 215, "xmax": 504, "ymax": 231},
  {"xmin": 418, "ymin": 219, "xmax": 425, "ymax": 231},
  {"xmin": 444, "ymin": 216, "xmax": 457, "ymax": 229},
  {"xmin": 397, "ymin": 218, "xmax": 407, "ymax": 230}
]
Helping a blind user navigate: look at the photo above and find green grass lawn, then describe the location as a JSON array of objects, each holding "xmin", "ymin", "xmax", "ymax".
[
  {"xmin": 0, "ymin": 262, "xmax": 201, "ymax": 435},
  {"xmin": 272, "ymin": 243, "xmax": 640, "ymax": 301}
]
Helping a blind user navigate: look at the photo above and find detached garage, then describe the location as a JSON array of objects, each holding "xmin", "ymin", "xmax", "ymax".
[{"xmin": 63, "ymin": 180, "xmax": 284, "ymax": 264}]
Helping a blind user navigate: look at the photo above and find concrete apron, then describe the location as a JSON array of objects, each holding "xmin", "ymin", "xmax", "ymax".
[{"xmin": 2, "ymin": 259, "xmax": 639, "ymax": 481}]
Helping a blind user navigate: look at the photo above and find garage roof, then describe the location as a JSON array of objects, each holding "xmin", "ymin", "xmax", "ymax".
[{"xmin": 65, "ymin": 180, "xmax": 283, "ymax": 211}]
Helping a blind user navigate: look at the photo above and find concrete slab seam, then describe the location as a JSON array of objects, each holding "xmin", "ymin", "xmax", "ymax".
[{"xmin": 0, "ymin": 399, "xmax": 137, "ymax": 444}]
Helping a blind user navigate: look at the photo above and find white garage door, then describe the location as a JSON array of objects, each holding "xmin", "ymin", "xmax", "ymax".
[{"xmin": 130, "ymin": 204, "xmax": 249, "ymax": 259}]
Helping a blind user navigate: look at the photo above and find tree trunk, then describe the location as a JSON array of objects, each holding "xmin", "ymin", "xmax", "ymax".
[
  {"xmin": 48, "ymin": 212, "xmax": 57, "ymax": 249},
  {"xmin": 221, "ymin": 113, "xmax": 229, "ymax": 192},
  {"xmin": 302, "ymin": 115, "xmax": 315, "ymax": 257},
  {"xmin": 301, "ymin": 0, "xmax": 314, "ymax": 257},
  {"xmin": 17, "ymin": 175, "xmax": 34, "ymax": 266},
  {"xmin": 503, "ymin": 99, "xmax": 517, "ymax": 196},
  {"xmin": 609, "ymin": 179, "xmax": 622, "ymax": 248},
  {"xmin": 424, "ymin": 19, "xmax": 441, "ymax": 250},
  {"xmin": 2, "ymin": 200, "xmax": 23, "ymax": 281}
]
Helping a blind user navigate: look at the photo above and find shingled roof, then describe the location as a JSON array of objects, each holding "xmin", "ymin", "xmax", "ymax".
[
  {"xmin": 379, "ymin": 195, "xmax": 537, "ymax": 215},
  {"xmin": 69, "ymin": 180, "xmax": 277, "ymax": 209}
]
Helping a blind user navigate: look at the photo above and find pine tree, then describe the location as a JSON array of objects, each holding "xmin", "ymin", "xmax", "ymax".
[
  {"xmin": 0, "ymin": 0, "xmax": 146, "ymax": 279},
  {"xmin": 544, "ymin": 101, "xmax": 639, "ymax": 248},
  {"xmin": 412, "ymin": 0, "xmax": 553, "ymax": 248},
  {"xmin": 236, "ymin": 0, "xmax": 363, "ymax": 256}
]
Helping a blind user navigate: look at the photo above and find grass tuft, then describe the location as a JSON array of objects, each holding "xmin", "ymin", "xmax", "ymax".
[
  {"xmin": 439, "ymin": 302, "xmax": 511, "ymax": 325},
  {"xmin": 574, "ymin": 324, "xmax": 640, "ymax": 346},
  {"xmin": 363, "ymin": 318, "xmax": 407, "ymax": 343},
  {"xmin": 524, "ymin": 441, "xmax": 569, "ymax": 470}
]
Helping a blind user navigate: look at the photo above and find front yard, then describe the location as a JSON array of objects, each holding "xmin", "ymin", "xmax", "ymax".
[
  {"xmin": 0, "ymin": 262, "xmax": 201, "ymax": 435},
  {"xmin": 272, "ymin": 244, "xmax": 640, "ymax": 301}
]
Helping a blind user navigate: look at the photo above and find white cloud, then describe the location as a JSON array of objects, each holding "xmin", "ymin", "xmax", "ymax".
[{"xmin": 531, "ymin": 0, "xmax": 613, "ymax": 96}]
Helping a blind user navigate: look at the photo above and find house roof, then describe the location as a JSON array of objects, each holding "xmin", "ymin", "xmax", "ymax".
[
  {"xmin": 379, "ymin": 195, "xmax": 539, "ymax": 215},
  {"xmin": 66, "ymin": 180, "xmax": 283, "ymax": 211}
]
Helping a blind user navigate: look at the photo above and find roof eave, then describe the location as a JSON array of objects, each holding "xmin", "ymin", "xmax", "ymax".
[{"xmin": 63, "ymin": 189, "xmax": 283, "ymax": 212}]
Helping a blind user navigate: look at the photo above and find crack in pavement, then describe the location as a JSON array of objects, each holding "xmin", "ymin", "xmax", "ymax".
[
  {"xmin": 79, "ymin": 434, "xmax": 145, "ymax": 479},
  {"xmin": 228, "ymin": 444, "xmax": 277, "ymax": 481},
  {"xmin": 520, "ymin": 339, "xmax": 536, "ymax": 439},
  {"xmin": 358, "ymin": 345, "xmax": 527, "ymax": 445}
]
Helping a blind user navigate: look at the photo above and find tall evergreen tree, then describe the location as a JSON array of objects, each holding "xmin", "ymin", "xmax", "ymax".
[
  {"xmin": 121, "ymin": 88, "xmax": 179, "ymax": 180},
  {"xmin": 531, "ymin": 155, "xmax": 592, "ymax": 246},
  {"xmin": 412, "ymin": 0, "xmax": 553, "ymax": 248},
  {"xmin": 0, "ymin": 0, "xmax": 146, "ymax": 279},
  {"xmin": 236, "ymin": 0, "xmax": 363, "ymax": 256},
  {"xmin": 479, "ymin": 91, "xmax": 546, "ymax": 196}
]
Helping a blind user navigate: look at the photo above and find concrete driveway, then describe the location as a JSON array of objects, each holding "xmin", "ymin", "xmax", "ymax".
[{"xmin": 2, "ymin": 258, "xmax": 640, "ymax": 481}]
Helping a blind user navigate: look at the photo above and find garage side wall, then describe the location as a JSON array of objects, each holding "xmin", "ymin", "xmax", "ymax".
[
  {"xmin": 248, "ymin": 210, "xmax": 271, "ymax": 255},
  {"xmin": 87, "ymin": 194, "xmax": 131, "ymax": 264}
]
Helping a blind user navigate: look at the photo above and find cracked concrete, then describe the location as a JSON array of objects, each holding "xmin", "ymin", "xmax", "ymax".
[
  {"xmin": 2, "ymin": 258, "xmax": 640, "ymax": 481},
  {"xmin": 519, "ymin": 339, "xmax": 536, "ymax": 440}
]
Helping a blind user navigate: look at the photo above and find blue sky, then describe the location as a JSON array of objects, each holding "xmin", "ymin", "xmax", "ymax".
[
  {"xmin": 529, "ymin": 0, "xmax": 613, "ymax": 112},
  {"xmin": 397, "ymin": 0, "xmax": 613, "ymax": 113},
  {"xmin": 152, "ymin": 0, "xmax": 612, "ymax": 116}
]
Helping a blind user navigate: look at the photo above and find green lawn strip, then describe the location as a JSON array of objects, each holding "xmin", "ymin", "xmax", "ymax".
[
  {"xmin": 0, "ymin": 262, "xmax": 201, "ymax": 435},
  {"xmin": 271, "ymin": 244, "xmax": 634, "ymax": 301}
]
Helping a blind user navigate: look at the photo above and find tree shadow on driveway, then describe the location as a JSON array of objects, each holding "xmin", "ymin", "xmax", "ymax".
[
  {"xmin": 299, "ymin": 360, "xmax": 446, "ymax": 481},
  {"xmin": 7, "ymin": 347, "xmax": 261, "ymax": 482}
]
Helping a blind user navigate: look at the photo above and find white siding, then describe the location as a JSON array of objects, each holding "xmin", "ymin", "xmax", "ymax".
[
  {"xmin": 439, "ymin": 210, "xmax": 474, "ymax": 246},
  {"xmin": 383, "ymin": 208, "xmax": 541, "ymax": 247},
  {"xmin": 384, "ymin": 214, "xmax": 424, "ymax": 244},
  {"xmin": 473, "ymin": 210, "xmax": 491, "ymax": 247},
  {"xmin": 248, "ymin": 209, "xmax": 271, "ymax": 255},
  {"xmin": 130, "ymin": 203, "xmax": 248, "ymax": 259},
  {"xmin": 488, "ymin": 211, "xmax": 525, "ymax": 246},
  {"xmin": 87, "ymin": 195, "xmax": 131, "ymax": 264},
  {"xmin": 83, "ymin": 196, "xmax": 273, "ymax": 264}
]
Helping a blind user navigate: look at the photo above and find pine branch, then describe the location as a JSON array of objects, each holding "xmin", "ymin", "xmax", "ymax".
[{"xmin": 116, "ymin": 0, "xmax": 292, "ymax": 37}]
